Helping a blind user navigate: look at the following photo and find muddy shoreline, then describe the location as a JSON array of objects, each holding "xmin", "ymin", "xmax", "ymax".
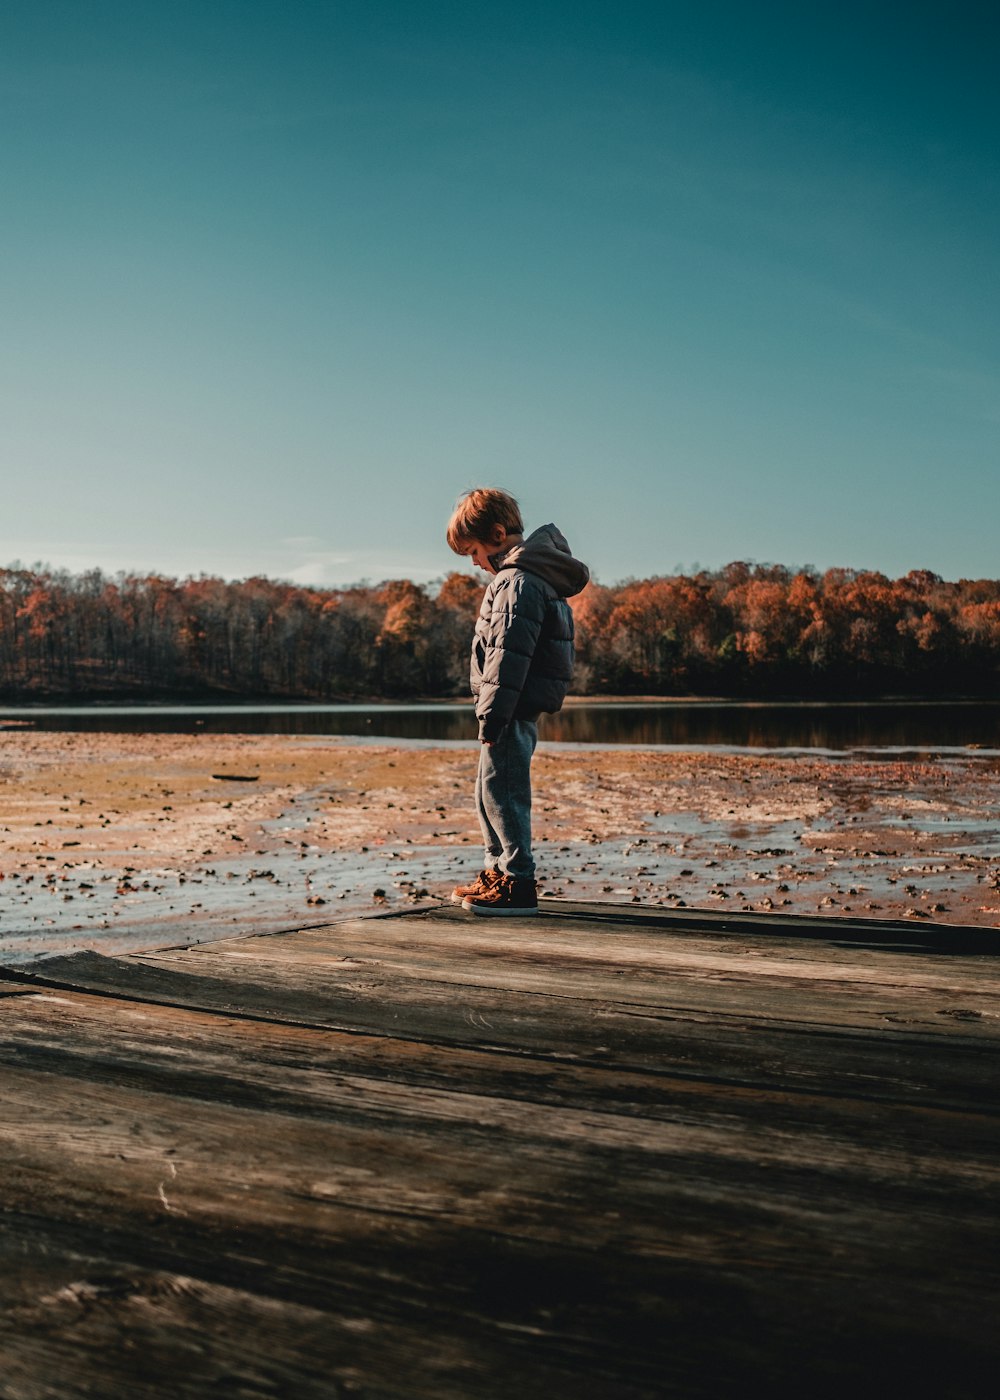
[{"xmin": 1, "ymin": 732, "xmax": 999, "ymax": 963}]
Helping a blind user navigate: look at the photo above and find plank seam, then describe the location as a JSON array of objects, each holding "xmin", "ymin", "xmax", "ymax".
[{"xmin": 2, "ymin": 977, "xmax": 998, "ymax": 1118}]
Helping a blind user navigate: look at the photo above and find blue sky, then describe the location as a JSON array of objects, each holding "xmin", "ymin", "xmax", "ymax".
[{"xmin": 2, "ymin": 1, "xmax": 997, "ymax": 587}]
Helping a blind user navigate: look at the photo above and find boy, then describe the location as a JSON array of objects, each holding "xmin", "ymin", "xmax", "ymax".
[{"xmin": 445, "ymin": 488, "xmax": 589, "ymax": 914}]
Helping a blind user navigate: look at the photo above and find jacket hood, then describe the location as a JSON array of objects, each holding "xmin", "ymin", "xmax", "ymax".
[{"xmin": 493, "ymin": 523, "xmax": 590, "ymax": 598}]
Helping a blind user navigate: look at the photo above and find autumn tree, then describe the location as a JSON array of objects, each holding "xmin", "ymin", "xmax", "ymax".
[{"xmin": 1, "ymin": 560, "xmax": 998, "ymax": 702}]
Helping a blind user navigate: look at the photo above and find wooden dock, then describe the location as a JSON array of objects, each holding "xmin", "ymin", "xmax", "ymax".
[{"xmin": 1, "ymin": 900, "xmax": 998, "ymax": 1399}]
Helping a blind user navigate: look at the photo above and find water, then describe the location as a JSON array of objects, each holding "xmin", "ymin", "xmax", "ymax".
[{"xmin": 2, "ymin": 700, "xmax": 999, "ymax": 751}]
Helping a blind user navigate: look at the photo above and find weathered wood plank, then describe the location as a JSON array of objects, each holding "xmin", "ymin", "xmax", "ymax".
[
  {"xmin": 199, "ymin": 910, "xmax": 1000, "ymax": 992},
  {"xmin": 9, "ymin": 906, "xmax": 999, "ymax": 1116},
  {"xmin": 1, "ymin": 1009, "xmax": 998, "ymax": 1399},
  {"xmin": 194, "ymin": 899, "xmax": 1000, "ymax": 977},
  {"xmin": 7, "ymin": 990, "xmax": 996, "ymax": 1121},
  {"xmin": 4, "ymin": 991, "xmax": 998, "ymax": 1176},
  {"xmin": 4, "ymin": 1212, "xmax": 991, "ymax": 1400},
  {"xmin": 23, "ymin": 905, "xmax": 1000, "ymax": 1034},
  {"xmin": 9, "ymin": 953, "xmax": 1000, "ymax": 1112},
  {"xmin": 167, "ymin": 914, "xmax": 1000, "ymax": 1025},
  {"xmin": 1, "ymin": 901, "xmax": 999, "ymax": 1399}
]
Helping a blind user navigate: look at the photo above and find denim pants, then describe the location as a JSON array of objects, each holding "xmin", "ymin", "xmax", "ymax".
[{"xmin": 475, "ymin": 718, "xmax": 538, "ymax": 880}]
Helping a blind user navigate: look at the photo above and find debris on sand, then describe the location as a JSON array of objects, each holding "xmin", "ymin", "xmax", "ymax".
[{"xmin": 0, "ymin": 732, "xmax": 998, "ymax": 963}]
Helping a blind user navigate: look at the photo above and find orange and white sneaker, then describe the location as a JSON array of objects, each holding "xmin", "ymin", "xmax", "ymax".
[
  {"xmin": 451, "ymin": 868, "xmax": 501, "ymax": 904},
  {"xmin": 462, "ymin": 874, "xmax": 538, "ymax": 916}
]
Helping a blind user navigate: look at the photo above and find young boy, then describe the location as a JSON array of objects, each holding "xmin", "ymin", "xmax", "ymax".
[{"xmin": 446, "ymin": 488, "xmax": 589, "ymax": 914}]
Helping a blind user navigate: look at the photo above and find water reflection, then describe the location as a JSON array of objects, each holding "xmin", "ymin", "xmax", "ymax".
[
  {"xmin": 2, "ymin": 701, "xmax": 1000, "ymax": 750},
  {"xmin": 544, "ymin": 703, "xmax": 1000, "ymax": 750}
]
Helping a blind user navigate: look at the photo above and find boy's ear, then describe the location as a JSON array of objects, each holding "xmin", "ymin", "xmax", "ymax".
[{"xmin": 491, "ymin": 524, "xmax": 507, "ymax": 546}]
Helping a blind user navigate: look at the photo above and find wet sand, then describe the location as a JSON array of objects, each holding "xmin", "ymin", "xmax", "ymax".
[{"xmin": 2, "ymin": 730, "xmax": 999, "ymax": 962}]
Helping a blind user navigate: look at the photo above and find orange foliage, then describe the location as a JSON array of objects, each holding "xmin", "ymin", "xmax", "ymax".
[
  {"xmin": 0, "ymin": 560, "xmax": 996, "ymax": 701},
  {"xmin": 437, "ymin": 571, "xmax": 484, "ymax": 613}
]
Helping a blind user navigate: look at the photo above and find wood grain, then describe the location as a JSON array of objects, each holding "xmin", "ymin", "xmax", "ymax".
[{"xmin": 1, "ymin": 900, "xmax": 998, "ymax": 1399}]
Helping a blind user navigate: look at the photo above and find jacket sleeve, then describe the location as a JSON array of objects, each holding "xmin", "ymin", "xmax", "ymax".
[{"xmin": 475, "ymin": 575, "xmax": 545, "ymax": 742}]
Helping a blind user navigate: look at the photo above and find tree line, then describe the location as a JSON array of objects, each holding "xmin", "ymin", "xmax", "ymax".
[{"xmin": 1, "ymin": 562, "xmax": 998, "ymax": 701}]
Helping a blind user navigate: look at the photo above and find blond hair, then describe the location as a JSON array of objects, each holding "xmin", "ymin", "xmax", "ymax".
[{"xmin": 446, "ymin": 488, "xmax": 523, "ymax": 554}]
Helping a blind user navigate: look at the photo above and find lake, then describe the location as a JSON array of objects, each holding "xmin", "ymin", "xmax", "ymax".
[{"xmin": 2, "ymin": 700, "xmax": 999, "ymax": 751}]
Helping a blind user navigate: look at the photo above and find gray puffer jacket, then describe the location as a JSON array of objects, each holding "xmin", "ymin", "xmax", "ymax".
[{"xmin": 471, "ymin": 524, "xmax": 590, "ymax": 743}]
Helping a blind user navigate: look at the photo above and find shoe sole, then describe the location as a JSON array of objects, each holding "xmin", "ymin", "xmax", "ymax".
[{"xmin": 461, "ymin": 901, "xmax": 539, "ymax": 915}]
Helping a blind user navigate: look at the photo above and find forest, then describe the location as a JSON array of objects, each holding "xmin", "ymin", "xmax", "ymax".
[{"xmin": 1, "ymin": 562, "xmax": 999, "ymax": 702}]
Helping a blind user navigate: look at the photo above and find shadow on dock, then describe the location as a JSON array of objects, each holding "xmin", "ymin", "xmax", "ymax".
[{"xmin": 1, "ymin": 900, "xmax": 998, "ymax": 1398}]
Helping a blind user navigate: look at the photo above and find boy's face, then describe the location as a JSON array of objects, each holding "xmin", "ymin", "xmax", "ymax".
[
  {"xmin": 464, "ymin": 537, "xmax": 501, "ymax": 574},
  {"xmin": 462, "ymin": 526, "xmax": 510, "ymax": 575}
]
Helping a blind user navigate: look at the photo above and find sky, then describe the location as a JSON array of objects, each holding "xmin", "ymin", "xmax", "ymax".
[{"xmin": 1, "ymin": 0, "xmax": 997, "ymax": 588}]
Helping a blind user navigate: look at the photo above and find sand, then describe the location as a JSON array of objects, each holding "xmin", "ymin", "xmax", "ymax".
[{"xmin": 1, "ymin": 730, "xmax": 999, "ymax": 963}]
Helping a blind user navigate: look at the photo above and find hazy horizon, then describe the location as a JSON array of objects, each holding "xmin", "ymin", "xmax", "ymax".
[{"xmin": 2, "ymin": 550, "xmax": 995, "ymax": 592}]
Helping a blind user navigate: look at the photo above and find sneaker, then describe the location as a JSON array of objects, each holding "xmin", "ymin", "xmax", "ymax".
[
  {"xmin": 451, "ymin": 868, "xmax": 501, "ymax": 904},
  {"xmin": 462, "ymin": 874, "xmax": 538, "ymax": 916}
]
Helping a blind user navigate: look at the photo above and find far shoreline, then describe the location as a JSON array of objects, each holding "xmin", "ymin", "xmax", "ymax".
[{"xmin": 4, "ymin": 693, "xmax": 1000, "ymax": 710}]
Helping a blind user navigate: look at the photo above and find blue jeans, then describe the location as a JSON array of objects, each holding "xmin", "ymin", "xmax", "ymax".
[{"xmin": 475, "ymin": 719, "xmax": 538, "ymax": 880}]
